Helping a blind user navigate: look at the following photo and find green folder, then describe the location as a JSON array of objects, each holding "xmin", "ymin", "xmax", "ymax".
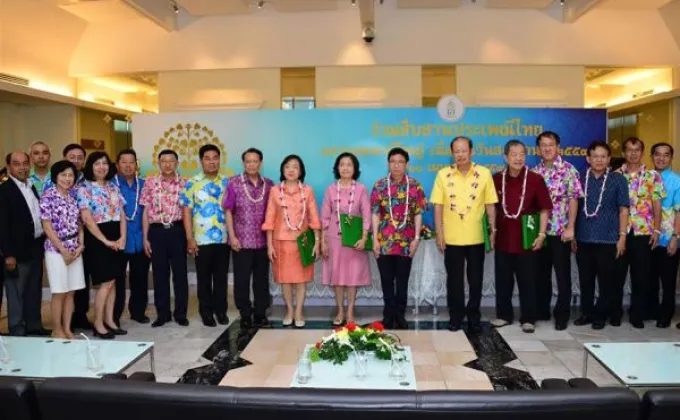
[
  {"xmin": 482, "ymin": 212, "xmax": 491, "ymax": 252},
  {"xmin": 339, "ymin": 214, "xmax": 373, "ymax": 250},
  {"xmin": 521, "ymin": 213, "xmax": 546, "ymax": 250},
  {"xmin": 296, "ymin": 228, "xmax": 316, "ymax": 267}
]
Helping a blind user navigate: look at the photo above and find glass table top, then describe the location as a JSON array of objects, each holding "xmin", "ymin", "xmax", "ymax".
[
  {"xmin": 0, "ymin": 336, "xmax": 153, "ymax": 379},
  {"xmin": 584, "ymin": 342, "xmax": 680, "ymax": 386}
]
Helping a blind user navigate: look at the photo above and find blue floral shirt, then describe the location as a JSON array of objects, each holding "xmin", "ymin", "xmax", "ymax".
[{"xmin": 180, "ymin": 173, "xmax": 228, "ymax": 245}]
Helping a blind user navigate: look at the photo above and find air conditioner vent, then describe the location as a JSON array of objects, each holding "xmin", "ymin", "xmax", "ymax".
[{"xmin": 0, "ymin": 73, "xmax": 29, "ymax": 86}]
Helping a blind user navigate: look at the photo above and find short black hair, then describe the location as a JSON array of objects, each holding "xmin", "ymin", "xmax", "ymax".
[
  {"xmin": 651, "ymin": 142, "xmax": 674, "ymax": 157},
  {"xmin": 83, "ymin": 151, "xmax": 116, "ymax": 181},
  {"xmin": 332, "ymin": 152, "xmax": 361, "ymax": 180},
  {"xmin": 116, "ymin": 148, "xmax": 137, "ymax": 163},
  {"xmin": 504, "ymin": 139, "xmax": 526, "ymax": 156},
  {"xmin": 387, "ymin": 147, "xmax": 409, "ymax": 163},
  {"xmin": 450, "ymin": 136, "xmax": 473, "ymax": 151},
  {"xmin": 536, "ymin": 131, "xmax": 561, "ymax": 146},
  {"xmin": 623, "ymin": 137, "xmax": 645, "ymax": 152},
  {"xmin": 199, "ymin": 144, "xmax": 220, "ymax": 159},
  {"xmin": 50, "ymin": 160, "xmax": 78, "ymax": 185},
  {"xmin": 279, "ymin": 154, "xmax": 306, "ymax": 182},
  {"xmin": 587, "ymin": 141, "xmax": 611, "ymax": 157},
  {"xmin": 158, "ymin": 149, "xmax": 178, "ymax": 160},
  {"xmin": 241, "ymin": 148, "xmax": 263, "ymax": 162},
  {"xmin": 62, "ymin": 143, "xmax": 86, "ymax": 158},
  {"xmin": 7, "ymin": 152, "xmax": 29, "ymax": 165}
]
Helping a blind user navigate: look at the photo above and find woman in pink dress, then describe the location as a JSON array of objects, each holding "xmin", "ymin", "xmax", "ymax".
[
  {"xmin": 262, "ymin": 155, "xmax": 321, "ymax": 328},
  {"xmin": 321, "ymin": 153, "xmax": 371, "ymax": 326}
]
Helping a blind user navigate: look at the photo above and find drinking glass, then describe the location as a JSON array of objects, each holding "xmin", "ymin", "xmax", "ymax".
[
  {"xmin": 354, "ymin": 350, "xmax": 368, "ymax": 380},
  {"xmin": 86, "ymin": 344, "xmax": 102, "ymax": 371},
  {"xmin": 297, "ymin": 356, "xmax": 312, "ymax": 384},
  {"xmin": 389, "ymin": 348, "xmax": 407, "ymax": 380},
  {"xmin": 0, "ymin": 340, "xmax": 10, "ymax": 364}
]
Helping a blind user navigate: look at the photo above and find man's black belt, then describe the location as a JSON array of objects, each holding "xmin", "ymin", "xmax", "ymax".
[{"xmin": 150, "ymin": 221, "xmax": 182, "ymax": 229}]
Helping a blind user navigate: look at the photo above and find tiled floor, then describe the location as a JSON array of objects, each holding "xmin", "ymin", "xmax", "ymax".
[{"xmin": 2, "ymin": 288, "xmax": 679, "ymax": 388}]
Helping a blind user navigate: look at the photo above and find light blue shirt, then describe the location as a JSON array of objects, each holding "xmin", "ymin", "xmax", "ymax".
[
  {"xmin": 115, "ymin": 175, "xmax": 145, "ymax": 254},
  {"xmin": 658, "ymin": 168, "xmax": 680, "ymax": 247}
]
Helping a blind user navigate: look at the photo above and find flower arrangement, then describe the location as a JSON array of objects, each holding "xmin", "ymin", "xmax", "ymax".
[
  {"xmin": 420, "ymin": 225, "xmax": 435, "ymax": 240},
  {"xmin": 309, "ymin": 321, "xmax": 401, "ymax": 365}
]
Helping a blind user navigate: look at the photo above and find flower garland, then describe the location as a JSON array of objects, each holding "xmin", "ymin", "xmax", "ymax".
[
  {"xmin": 387, "ymin": 174, "xmax": 410, "ymax": 229},
  {"xmin": 309, "ymin": 321, "xmax": 401, "ymax": 365},
  {"xmin": 336, "ymin": 180, "xmax": 356, "ymax": 236},
  {"xmin": 114, "ymin": 175, "xmax": 140, "ymax": 221},
  {"xmin": 501, "ymin": 166, "xmax": 528, "ymax": 219},
  {"xmin": 583, "ymin": 167, "xmax": 609, "ymax": 218},
  {"xmin": 279, "ymin": 181, "xmax": 306, "ymax": 231},
  {"xmin": 241, "ymin": 173, "xmax": 266, "ymax": 203},
  {"xmin": 155, "ymin": 174, "xmax": 180, "ymax": 226},
  {"xmin": 447, "ymin": 164, "xmax": 481, "ymax": 220}
]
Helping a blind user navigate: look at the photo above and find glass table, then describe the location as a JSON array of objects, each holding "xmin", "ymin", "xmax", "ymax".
[
  {"xmin": 0, "ymin": 336, "xmax": 154, "ymax": 380},
  {"xmin": 583, "ymin": 342, "xmax": 680, "ymax": 388}
]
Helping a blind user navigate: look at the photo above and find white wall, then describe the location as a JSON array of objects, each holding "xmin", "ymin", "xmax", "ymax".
[
  {"xmin": 158, "ymin": 69, "xmax": 281, "ymax": 112},
  {"xmin": 0, "ymin": 103, "xmax": 77, "ymax": 159},
  {"xmin": 316, "ymin": 66, "xmax": 421, "ymax": 108},
  {"xmin": 69, "ymin": 7, "xmax": 680, "ymax": 76},
  {"xmin": 456, "ymin": 65, "xmax": 585, "ymax": 108}
]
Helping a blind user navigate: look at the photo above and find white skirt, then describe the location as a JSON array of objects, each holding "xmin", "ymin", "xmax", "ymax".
[{"xmin": 45, "ymin": 251, "xmax": 86, "ymax": 294}]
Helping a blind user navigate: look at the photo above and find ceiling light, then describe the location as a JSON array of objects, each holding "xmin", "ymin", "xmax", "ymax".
[
  {"xmin": 172, "ymin": 1, "xmax": 179, "ymax": 14},
  {"xmin": 257, "ymin": 1, "xmax": 264, "ymax": 8},
  {"xmin": 560, "ymin": 0, "xmax": 565, "ymax": 6},
  {"xmin": 351, "ymin": 0, "xmax": 356, "ymax": 6}
]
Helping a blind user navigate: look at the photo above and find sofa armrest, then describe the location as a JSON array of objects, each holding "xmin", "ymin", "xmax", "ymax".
[
  {"xmin": 568, "ymin": 378, "xmax": 598, "ymax": 389},
  {"xmin": 541, "ymin": 379, "xmax": 570, "ymax": 390},
  {"xmin": 128, "ymin": 372, "xmax": 156, "ymax": 382}
]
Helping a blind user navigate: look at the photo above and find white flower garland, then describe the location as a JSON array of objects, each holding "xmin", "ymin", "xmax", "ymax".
[
  {"xmin": 279, "ymin": 181, "xmax": 306, "ymax": 231},
  {"xmin": 114, "ymin": 175, "xmax": 140, "ymax": 221},
  {"xmin": 155, "ymin": 174, "xmax": 180, "ymax": 226},
  {"xmin": 583, "ymin": 167, "xmax": 609, "ymax": 218},
  {"xmin": 241, "ymin": 173, "xmax": 266, "ymax": 203},
  {"xmin": 336, "ymin": 180, "xmax": 356, "ymax": 235},
  {"xmin": 501, "ymin": 166, "xmax": 528, "ymax": 220},
  {"xmin": 387, "ymin": 174, "xmax": 410, "ymax": 230}
]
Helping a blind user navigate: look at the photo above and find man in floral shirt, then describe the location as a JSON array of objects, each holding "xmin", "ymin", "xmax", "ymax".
[
  {"xmin": 648, "ymin": 142, "xmax": 680, "ymax": 328},
  {"xmin": 614, "ymin": 137, "xmax": 665, "ymax": 329},
  {"xmin": 533, "ymin": 131, "xmax": 583, "ymax": 330},
  {"xmin": 181, "ymin": 144, "xmax": 229, "ymax": 328},
  {"xmin": 371, "ymin": 147, "xmax": 427, "ymax": 330}
]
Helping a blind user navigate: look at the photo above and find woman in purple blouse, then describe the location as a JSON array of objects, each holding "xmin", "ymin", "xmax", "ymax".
[{"xmin": 40, "ymin": 160, "xmax": 85, "ymax": 339}]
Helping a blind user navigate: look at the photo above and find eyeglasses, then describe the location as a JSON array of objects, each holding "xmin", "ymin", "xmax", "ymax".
[
  {"xmin": 653, "ymin": 153, "xmax": 672, "ymax": 158},
  {"xmin": 389, "ymin": 160, "xmax": 406, "ymax": 166}
]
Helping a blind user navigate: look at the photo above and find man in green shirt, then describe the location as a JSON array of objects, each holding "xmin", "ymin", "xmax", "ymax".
[{"xmin": 28, "ymin": 141, "xmax": 52, "ymax": 196}]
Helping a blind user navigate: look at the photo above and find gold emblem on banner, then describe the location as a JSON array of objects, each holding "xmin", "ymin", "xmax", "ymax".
[{"xmin": 152, "ymin": 123, "xmax": 232, "ymax": 176}]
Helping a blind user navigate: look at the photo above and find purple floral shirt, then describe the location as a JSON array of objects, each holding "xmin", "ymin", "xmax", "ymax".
[
  {"xmin": 223, "ymin": 173, "xmax": 273, "ymax": 249},
  {"xmin": 532, "ymin": 156, "xmax": 583, "ymax": 236},
  {"xmin": 40, "ymin": 186, "xmax": 81, "ymax": 253}
]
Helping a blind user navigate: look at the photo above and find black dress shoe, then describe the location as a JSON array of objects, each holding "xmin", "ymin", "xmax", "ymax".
[
  {"xmin": 105, "ymin": 324, "xmax": 127, "ymax": 335},
  {"xmin": 573, "ymin": 316, "xmax": 593, "ymax": 326},
  {"xmin": 656, "ymin": 321, "xmax": 670, "ymax": 329},
  {"xmin": 240, "ymin": 317, "xmax": 252, "ymax": 328},
  {"xmin": 467, "ymin": 323, "xmax": 482, "ymax": 334},
  {"xmin": 202, "ymin": 316, "xmax": 217, "ymax": 327},
  {"xmin": 216, "ymin": 314, "xmax": 229, "ymax": 326},
  {"xmin": 253, "ymin": 315, "xmax": 270, "ymax": 327},
  {"xmin": 382, "ymin": 318, "xmax": 395, "ymax": 330},
  {"xmin": 151, "ymin": 319, "xmax": 167, "ymax": 328},
  {"xmin": 630, "ymin": 320, "xmax": 645, "ymax": 329},
  {"xmin": 26, "ymin": 328, "xmax": 52, "ymax": 337},
  {"xmin": 592, "ymin": 321, "xmax": 605, "ymax": 330},
  {"xmin": 447, "ymin": 321, "xmax": 461, "ymax": 332},
  {"xmin": 554, "ymin": 320, "xmax": 568, "ymax": 331},
  {"xmin": 93, "ymin": 329, "xmax": 115, "ymax": 339},
  {"xmin": 175, "ymin": 318, "xmax": 190, "ymax": 327},
  {"xmin": 395, "ymin": 316, "xmax": 408, "ymax": 330},
  {"xmin": 131, "ymin": 315, "xmax": 151, "ymax": 324},
  {"xmin": 537, "ymin": 314, "xmax": 552, "ymax": 322},
  {"xmin": 610, "ymin": 319, "xmax": 622, "ymax": 327}
]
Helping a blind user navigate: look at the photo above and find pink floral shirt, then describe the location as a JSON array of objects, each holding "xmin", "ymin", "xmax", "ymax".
[
  {"xmin": 370, "ymin": 175, "xmax": 427, "ymax": 257},
  {"xmin": 532, "ymin": 156, "xmax": 583, "ymax": 236},
  {"xmin": 616, "ymin": 164, "xmax": 665, "ymax": 236},
  {"xmin": 139, "ymin": 175, "xmax": 186, "ymax": 224}
]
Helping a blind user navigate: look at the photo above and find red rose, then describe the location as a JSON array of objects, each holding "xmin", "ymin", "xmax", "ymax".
[
  {"xmin": 371, "ymin": 321, "xmax": 384, "ymax": 332},
  {"xmin": 346, "ymin": 322, "xmax": 357, "ymax": 332},
  {"xmin": 315, "ymin": 341, "xmax": 321, "ymax": 349}
]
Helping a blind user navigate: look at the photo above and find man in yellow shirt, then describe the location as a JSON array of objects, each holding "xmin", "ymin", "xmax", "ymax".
[{"xmin": 430, "ymin": 136, "xmax": 498, "ymax": 333}]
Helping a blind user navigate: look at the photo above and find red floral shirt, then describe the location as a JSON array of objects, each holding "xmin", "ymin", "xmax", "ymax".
[{"xmin": 139, "ymin": 175, "xmax": 186, "ymax": 224}]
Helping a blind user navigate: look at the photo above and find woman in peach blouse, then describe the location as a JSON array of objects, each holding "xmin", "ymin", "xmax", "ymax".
[{"xmin": 262, "ymin": 155, "xmax": 321, "ymax": 328}]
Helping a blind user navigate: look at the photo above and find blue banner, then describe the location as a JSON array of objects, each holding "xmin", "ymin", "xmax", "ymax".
[{"xmin": 133, "ymin": 107, "xmax": 607, "ymax": 227}]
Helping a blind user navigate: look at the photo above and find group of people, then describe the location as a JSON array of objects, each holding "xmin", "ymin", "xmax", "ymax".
[{"xmin": 0, "ymin": 131, "xmax": 678, "ymax": 338}]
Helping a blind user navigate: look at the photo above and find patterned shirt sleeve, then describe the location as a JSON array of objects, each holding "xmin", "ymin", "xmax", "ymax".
[
  {"xmin": 413, "ymin": 180, "xmax": 427, "ymax": 215},
  {"xmin": 180, "ymin": 180, "xmax": 194, "ymax": 209},
  {"xmin": 223, "ymin": 180, "xmax": 236, "ymax": 210},
  {"xmin": 370, "ymin": 182, "xmax": 381, "ymax": 214},
  {"xmin": 652, "ymin": 172, "xmax": 666, "ymax": 201},
  {"xmin": 674, "ymin": 183, "xmax": 680, "ymax": 212},
  {"xmin": 39, "ymin": 190, "xmax": 52, "ymax": 221},
  {"xmin": 568, "ymin": 166, "xmax": 584, "ymax": 199},
  {"xmin": 615, "ymin": 175, "xmax": 630, "ymax": 208},
  {"xmin": 76, "ymin": 185, "xmax": 91, "ymax": 210},
  {"xmin": 138, "ymin": 178, "xmax": 152, "ymax": 207}
]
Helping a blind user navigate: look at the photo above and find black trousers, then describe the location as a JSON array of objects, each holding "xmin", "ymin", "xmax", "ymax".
[
  {"xmin": 613, "ymin": 233, "xmax": 651, "ymax": 323},
  {"xmin": 648, "ymin": 246, "xmax": 679, "ymax": 323},
  {"xmin": 73, "ymin": 258, "xmax": 90, "ymax": 322},
  {"xmin": 195, "ymin": 243, "xmax": 230, "ymax": 318},
  {"xmin": 148, "ymin": 223, "xmax": 188, "ymax": 321},
  {"xmin": 377, "ymin": 255, "xmax": 412, "ymax": 320},
  {"xmin": 233, "ymin": 248, "xmax": 270, "ymax": 318},
  {"xmin": 0, "ymin": 257, "xmax": 4, "ymax": 315},
  {"xmin": 537, "ymin": 236, "xmax": 572, "ymax": 323},
  {"xmin": 576, "ymin": 242, "xmax": 617, "ymax": 322},
  {"xmin": 445, "ymin": 244, "xmax": 484, "ymax": 325},
  {"xmin": 494, "ymin": 251, "xmax": 537, "ymax": 324},
  {"xmin": 4, "ymin": 241, "xmax": 44, "ymax": 336},
  {"xmin": 113, "ymin": 251, "xmax": 151, "ymax": 323}
]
